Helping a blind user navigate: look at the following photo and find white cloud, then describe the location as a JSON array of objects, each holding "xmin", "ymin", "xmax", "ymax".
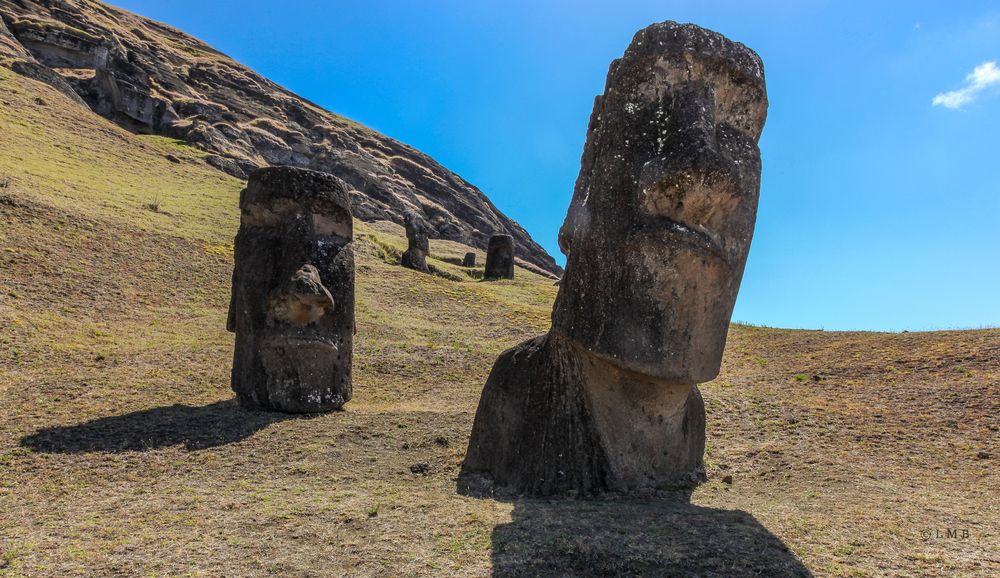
[{"xmin": 933, "ymin": 61, "xmax": 1000, "ymax": 109}]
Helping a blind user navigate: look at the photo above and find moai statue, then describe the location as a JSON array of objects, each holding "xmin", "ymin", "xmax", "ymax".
[
  {"xmin": 461, "ymin": 22, "xmax": 767, "ymax": 495},
  {"xmin": 228, "ymin": 166, "xmax": 355, "ymax": 413},
  {"xmin": 483, "ymin": 234, "xmax": 514, "ymax": 280},
  {"xmin": 400, "ymin": 211, "xmax": 430, "ymax": 272},
  {"xmin": 462, "ymin": 252, "xmax": 476, "ymax": 268}
]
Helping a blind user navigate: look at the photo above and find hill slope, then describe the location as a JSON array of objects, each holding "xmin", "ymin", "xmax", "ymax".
[
  {"xmin": 0, "ymin": 0, "xmax": 560, "ymax": 276},
  {"xmin": 1, "ymin": 36, "xmax": 999, "ymax": 578}
]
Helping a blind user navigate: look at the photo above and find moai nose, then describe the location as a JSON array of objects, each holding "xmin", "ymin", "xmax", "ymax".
[{"xmin": 268, "ymin": 264, "xmax": 336, "ymax": 327}]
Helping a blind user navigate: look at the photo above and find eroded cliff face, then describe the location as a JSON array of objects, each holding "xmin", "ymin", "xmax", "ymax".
[{"xmin": 0, "ymin": 0, "xmax": 560, "ymax": 275}]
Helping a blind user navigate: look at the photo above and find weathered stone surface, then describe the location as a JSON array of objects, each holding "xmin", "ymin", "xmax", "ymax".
[
  {"xmin": 462, "ymin": 252, "xmax": 476, "ymax": 267},
  {"xmin": 400, "ymin": 210, "xmax": 430, "ymax": 272},
  {"xmin": 228, "ymin": 166, "xmax": 354, "ymax": 413},
  {"xmin": 462, "ymin": 21, "xmax": 767, "ymax": 495},
  {"xmin": 483, "ymin": 234, "xmax": 514, "ymax": 280},
  {"xmin": 0, "ymin": 0, "xmax": 561, "ymax": 276}
]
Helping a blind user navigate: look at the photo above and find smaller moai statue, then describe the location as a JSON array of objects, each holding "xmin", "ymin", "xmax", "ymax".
[
  {"xmin": 462, "ymin": 252, "xmax": 476, "ymax": 267},
  {"xmin": 400, "ymin": 211, "xmax": 430, "ymax": 272},
  {"xmin": 483, "ymin": 234, "xmax": 514, "ymax": 280},
  {"xmin": 228, "ymin": 166, "xmax": 354, "ymax": 413}
]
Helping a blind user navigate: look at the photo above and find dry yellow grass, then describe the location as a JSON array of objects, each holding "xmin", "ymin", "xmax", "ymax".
[{"xmin": 1, "ymin": 64, "xmax": 998, "ymax": 577}]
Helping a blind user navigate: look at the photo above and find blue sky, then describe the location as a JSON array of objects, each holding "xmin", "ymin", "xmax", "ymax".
[{"xmin": 111, "ymin": 1, "xmax": 999, "ymax": 331}]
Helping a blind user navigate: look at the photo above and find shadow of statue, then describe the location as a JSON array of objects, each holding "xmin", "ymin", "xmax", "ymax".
[
  {"xmin": 473, "ymin": 488, "xmax": 811, "ymax": 577},
  {"xmin": 20, "ymin": 399, "xmax": 304, "ymax": 453}
]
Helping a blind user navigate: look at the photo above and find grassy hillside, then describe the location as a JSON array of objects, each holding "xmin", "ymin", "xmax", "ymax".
[{"xmin": 1, "ymin": 67, "xmax": 997, "ymax": 577}]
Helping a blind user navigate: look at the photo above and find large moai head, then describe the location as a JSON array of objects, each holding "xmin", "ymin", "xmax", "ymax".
[
  {"xmin": 227, "ymin": 166, "xmax": 354, "ymax": 413},
  {"xmin": 484, "ymin": 234, "xmax": 515, "ymax": 280},
  {"xmin": 553, "ymin": 22, "xmax": 767, "ymax": 383}
]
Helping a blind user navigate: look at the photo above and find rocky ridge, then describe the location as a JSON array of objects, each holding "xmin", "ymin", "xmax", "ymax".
[{"xmin": 0, "ymin": 0, "xmax": 560, "ymax": 275}]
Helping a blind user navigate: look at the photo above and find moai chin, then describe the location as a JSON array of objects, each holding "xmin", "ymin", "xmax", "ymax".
[
  {"xmin": 461, "ymin": 22, "xmax": 767, "ymax": 495},
  {"xmin": 400, "ymin": 211, "xmax": 430, "ymax": 272},
  {"xmin": 483, "ymin": 234, "xmax": 514, "ymax": 280},
  {"xmin": 228, "ymin": 166, "xmax": 355, "ymax": 413},
  {"xmin": 462, "ymin": 252, "xmax": 476, "ymax": 268}
]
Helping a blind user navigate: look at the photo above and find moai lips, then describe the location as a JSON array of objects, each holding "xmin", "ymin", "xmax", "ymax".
[
  {"xmin": 228, "ymin": 166, "xmax": 355, "ymax": 413},
  {"xmin": 462, "ymin": 22, "xmax": 767, "ymax": 495}
]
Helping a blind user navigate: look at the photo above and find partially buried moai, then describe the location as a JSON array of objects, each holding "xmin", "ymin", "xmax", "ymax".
[
  {"xmin": 400, "ymin": 210, "xmax": 430, "ymax": 272},
  {"xmin": 462, "ymin": 252, "xmax": 476, "ymax": 268},
  {"xmin": 483, "ymin": 234, "xmax": 514, "ymax": 280},
  {"xmin": 228, "ymin": 166, "xmax": 355, "ymax": 413},
  {"xmin": 461, "ymin": 22, "xmax": 767, "ymax": 495}
]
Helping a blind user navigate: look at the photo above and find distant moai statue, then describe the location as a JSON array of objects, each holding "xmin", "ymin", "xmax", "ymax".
[
  {"xmin": 462, "ymin": 252, "xmax": 476, "ymax": 267},
  {"xmin": 483, "ymin": 234, "xmax": 514, "ymax": 280},
  {"xmin": 400, "ymin": 211, "xmax": 430, "ymax": 272},
  {"xmin": 461, "ymin": 22, "xmax": 768, "ymax": 495},
  {"xmin": 228, "ymin": 166, "xmax": 355, "ymax": 413}
]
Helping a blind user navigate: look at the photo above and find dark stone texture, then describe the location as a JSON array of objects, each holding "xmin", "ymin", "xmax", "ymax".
[
  {"xmin": 0, "ymin": 0, "xmax": 561, "ymax": 276},
  {"xmin": 462, "ymin": 21, "xmax": 767, "ymax": 495},
  {"xmin": 400, "ymin": 210, "xmax": 430, "ymax": 272},
  {"xmin": 462, "ymin": 252, "xmax": 476, "ymax": 267},
  {"xmin": 228, "ymin": 166, "xmax": 354, "ymax": 413},
  {"xmin": 484, "ymin": 234, "xmax": 514, "ymax": 280}
]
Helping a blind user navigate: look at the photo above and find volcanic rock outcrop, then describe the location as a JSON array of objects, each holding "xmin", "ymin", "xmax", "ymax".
[
  {"xmin": 483, "ymin": 234, "xmax": 514, "ymax": 280},
  {"xmin": 228, "ymin": 166, "xmax": 355, "ymax": 413},
  {"xmin": 400, "ymin": 211, "xmax": 430, "ymax": 272},
  {"xmin": 461, "ymin": 21, "xmax": 768, "ymax": 495},
  {"xmin": 0, "ymin": 0, "xmax": 559, "ymax": 275}
]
